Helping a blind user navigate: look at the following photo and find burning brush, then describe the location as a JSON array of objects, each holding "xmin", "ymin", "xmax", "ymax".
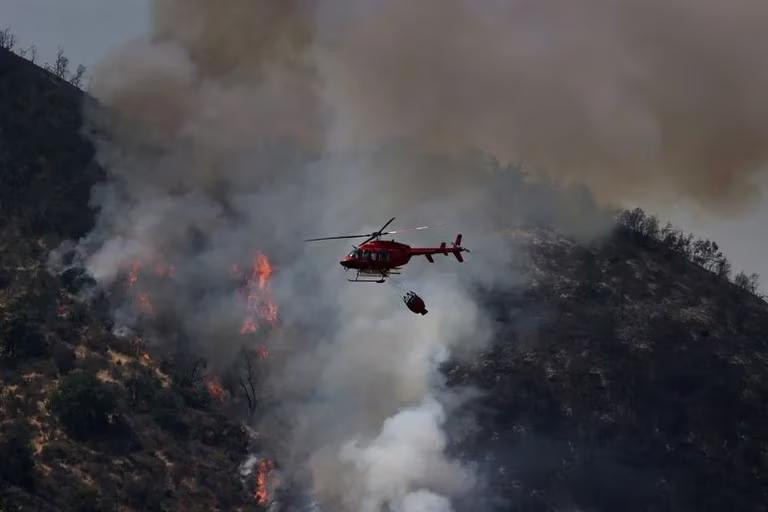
[
  {"xmin": 255, "ymin": 458, "xmax": 275, "ymax": 506},
  {"xmin": 239, "ymin": 253, "xmax": 279, "ymax": 335},
  {"xmin": 122, "ymin": 252, "xmax": 280, "ymax": 337},
  {"xmin": 204, "ymin": 373, "xmax": 228, "ymax": 403},
  {"xmin": 124, "ymin": 259, "xmax": 174, "ymax": 318},
  {"xmin": 240, "ymin": 455, "xmax": 278, "ymax": 508}
]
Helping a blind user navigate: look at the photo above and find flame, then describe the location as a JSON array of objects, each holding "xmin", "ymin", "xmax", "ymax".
[
  {"xmin": 133, "ymin": 337, "xmax": 153, "ymax": 363},
  {"xmin": 255, "ymin": 254, "xmax": 273, "ymax": 289},
  {"xmin": 204, "ymin": 374, "xmax": 227, "ymax": 402},
  {"xmin": 254, "ymin": 459, "xmax": 274, "ymax": 506},
  {"xmin": 241, "ymin": 319, "xmax": 259, "ymax": 335},
  {"xmin": 125, "ymin": 259, "xmax": 175, "ymax": 317},
  {"xmin": 256, "ymin": 346, "xmax": 270, "ymax": 360},
  {"xmin": 128, "ymin": 261, "xmax": 141, "ymax": 288},
  {"xmin": 57, "ymin": 304, "xmax": 70, "ymax": 319},
  {"xmin": 240, "ymin": 253, "xmax": 279, "ymax": 335},
  {"xmin": 154, "ymin": 262, "xmax": 176, "ymax": 278},
  {"xmin": 136, "ymin": 293, "xmax": 155, "ymax": 317}
]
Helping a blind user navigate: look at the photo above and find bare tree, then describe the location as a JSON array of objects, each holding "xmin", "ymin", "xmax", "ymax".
[
  {"xmin": 167, "ymin": 354, "xmax": 207, "ymax": 388},
  {"xmin": 70, "ymin": 64, "xmax": 87, "ymax": 88},
  {"xmin": 238, "ymin": 349, "xmax": 260, "ymax": 414},
  {"xmin": 26, "ymin": 45, "xmax": 37, "ymax": 63},
  {"xmin": 715, "ymin": 257, "xmax": 731, "ymax": 280},
  {"xmin": 53, "ymin": 47, "xmax": 70, "ymax": 79},
  {"xmin": 734, "ymin": 271, "xmax": 760, "ymax": 294},
  {"xmin": 0, "ymin": 27, "xmax": 16, "ymax": 51}
]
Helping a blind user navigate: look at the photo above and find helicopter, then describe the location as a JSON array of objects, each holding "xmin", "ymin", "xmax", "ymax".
[{"xmin": 305, "ymin": 217, "xmax": 469, "ymax": 283}]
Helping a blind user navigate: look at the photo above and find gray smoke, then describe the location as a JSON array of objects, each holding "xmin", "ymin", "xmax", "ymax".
[
  {"xmin": 308, "ymin": 0, "xmax": 768, "ymax": 212},
  {"xmin": 72, "ymin": 0, "xmax": 765, "ymax": 509}
]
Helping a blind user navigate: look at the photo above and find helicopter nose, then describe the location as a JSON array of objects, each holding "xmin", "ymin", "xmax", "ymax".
[{"xmin": 340, "ymin": 260, "xmax": 350, "ymax": 268}]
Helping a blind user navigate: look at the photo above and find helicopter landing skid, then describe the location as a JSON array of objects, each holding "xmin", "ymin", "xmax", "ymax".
[
  {"xmin": 348, "ymin": 271, "xmax": 388, "ymax": 283},
  {"xmin": 348, "ymin": 278, "xmax": 386, "ymax": 283}
]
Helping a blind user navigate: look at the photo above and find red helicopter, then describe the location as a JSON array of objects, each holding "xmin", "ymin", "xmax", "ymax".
[{"xmin": 305, "ymin": 217, "xmax": 469, "ymax": 283}]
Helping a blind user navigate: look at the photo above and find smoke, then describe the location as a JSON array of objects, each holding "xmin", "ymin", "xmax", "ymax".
[
  {"xmin": 337, "ymin": 398, "xmax": 470, "ymax": 512},
  {"xmin": 96, "ymin": 0, "xmax": 768, "ymax": 211},
  {"xmin": 309, "ymin": 0, "xmax": 768, "ymax": 211},
  {"xmin": 70, "ymin": 0, "xmax": 768, "ymax": 510}
]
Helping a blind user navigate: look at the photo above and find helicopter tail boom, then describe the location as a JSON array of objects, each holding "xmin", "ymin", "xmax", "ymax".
[{"xmin": 409, "ymin": 234, "xmax": 469, "ymax": 262}]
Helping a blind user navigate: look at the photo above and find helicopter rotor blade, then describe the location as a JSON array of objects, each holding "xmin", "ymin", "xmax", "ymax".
[
  {"xmin": 378, "ymin": 217, "xmax": 396, "ymax": 234},
  {"xmin": 383, "ymin": 225, "xmax": 431, "ymax": 235},
  {"xmin": 305, "ymin": 218, "xmax": 397, "ymax": 244},
  {"xmin": 359, "ymin": 217, "xmax": 397, "ymax": 245},
  {"xmin": 304, "ymin": 234, "xmax": 375, "ymax": 242}
]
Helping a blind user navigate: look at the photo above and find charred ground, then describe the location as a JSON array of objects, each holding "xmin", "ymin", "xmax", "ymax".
[{"xmin": 1, "ymin": 47, "xmax": 767, "ymax": 512}]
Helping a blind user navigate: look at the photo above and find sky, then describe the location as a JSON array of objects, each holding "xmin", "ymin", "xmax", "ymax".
[
  {"xmin": 0, "ymin": 0, "xmax": 150, "ymax": 70},
  {"xmin": 2, "ymin": 0, "xmax": 766, "ymax": 286}
]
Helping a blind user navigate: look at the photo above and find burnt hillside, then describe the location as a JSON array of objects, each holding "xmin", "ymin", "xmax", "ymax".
[
  {"xmin": 0, "ymin": 47, "xmax": 100, "ymax": 239},
  {"xmin": 1, "ymin": 45, "xmax": 768, "ymax": 512},
  {"xmin": 0, "ymin": 48, "xmax": 258, "ymax": 511},
  {"xmin": 449, "ymin": 228, "xmax": 768, "ymax": 511}
]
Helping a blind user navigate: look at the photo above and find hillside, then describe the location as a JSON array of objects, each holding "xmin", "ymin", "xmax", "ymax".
[
  {"xmin": 448, "ymin": 227, "xmax": 768, "ymax": 511},
  {"xmin": 0, "ymin": 48, "xmax": 258, "ymax": 511},
  {"xmin": 1, "ymin": 45, "xmax": 767, "ymax": 512},
  {"xmin": 0, "ymin": 47, "xmax": 99, "ymax": 239}
]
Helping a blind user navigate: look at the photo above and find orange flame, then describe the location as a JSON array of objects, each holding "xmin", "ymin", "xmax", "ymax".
[
  {"xmin": 254, "ymin": 459, "xmax": 274, "ymax": 506},
  {"xmin": 136, "ymin": 293, "xmax": 155, "ymax": 317},
  {"xmin": 128, "ymin": 261, "xmax": 141, "ymax": 288},
  {"xmin": 204, "ymin": 374, "xmax": 227, "ymax": 402},
  {"xmin": 240, "ymin": 253, "xmax": 279, "ymax": 335},
  {"xmin": 241, "ymin": 319, "xmax": 259, "ymax": 335},
  {"xmin": 133, "ymin": 337, "xmax": 153, "ymax": 364},
  {"xmin": 154, "ymin": 262, "xmax": 176, "ymax": 278},
  {"xmin": 256, "ymin": 346, "xmax": 270, "ymax": 360},
  {"xmin": 255, "ymin": 254, "xmax": 273, "ymax": 290},
  {"xmin": 57, "ymin": 304, "xmax": 70, "ymax": 319},
  {"xmin": 126, "ymin": 259, "xmax": 175, "ymax": 317}
]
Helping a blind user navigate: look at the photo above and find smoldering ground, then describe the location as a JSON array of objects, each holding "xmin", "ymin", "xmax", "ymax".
[{"xmin": 66, "ymin": 0, "xmax": 768, "ymax": 510}]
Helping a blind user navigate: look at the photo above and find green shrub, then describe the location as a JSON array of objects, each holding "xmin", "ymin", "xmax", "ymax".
[
  {"xmin": 178, "ymin": 384, "xmax": 211, "ymax": 409},
  {"xmin": 51, "ymin": 342, "xmax": 76, "ymax": 374},
  {"xmin": 68, "ymin": 486, "xmax": 102, "ymax": 512},
  {"xmin": 50, "ymin": 371, "xmax": 118, "ymax": 438},
  {"xmin": 0, "ymin": 419, "xmax": 35, "ymax": 489},
  {"xmin": 124, "ymin": 474, "xmax": 164, "ymax": 511},
  {"xmin": 0, "ymin": 318, "xmax": 47, "ymax": 361},
  {"xmin": 125, "ymin": 369, "xmax": 160, "ymax": 412},
  {"xmin": 151, "ymin": 390, "xmax": 188, "ymax": 437}
]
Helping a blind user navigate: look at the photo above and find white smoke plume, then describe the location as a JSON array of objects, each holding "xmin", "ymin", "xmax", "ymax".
[
  {"xmin": 337, "ymin": 398, "xmax": 471, "ymax": 512},
  {"xmin": 71, "ymin": 0, "xmax": 768, "ymax": 509}
]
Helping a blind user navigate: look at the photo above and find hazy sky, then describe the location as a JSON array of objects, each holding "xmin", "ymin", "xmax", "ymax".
[
  {"xmin": 0, "ymin": 0, "xmax": 150, "ymax": 69},
  {"xmin": 2, "ymin": 0, "xmax": 766, "ymax": 285}
]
